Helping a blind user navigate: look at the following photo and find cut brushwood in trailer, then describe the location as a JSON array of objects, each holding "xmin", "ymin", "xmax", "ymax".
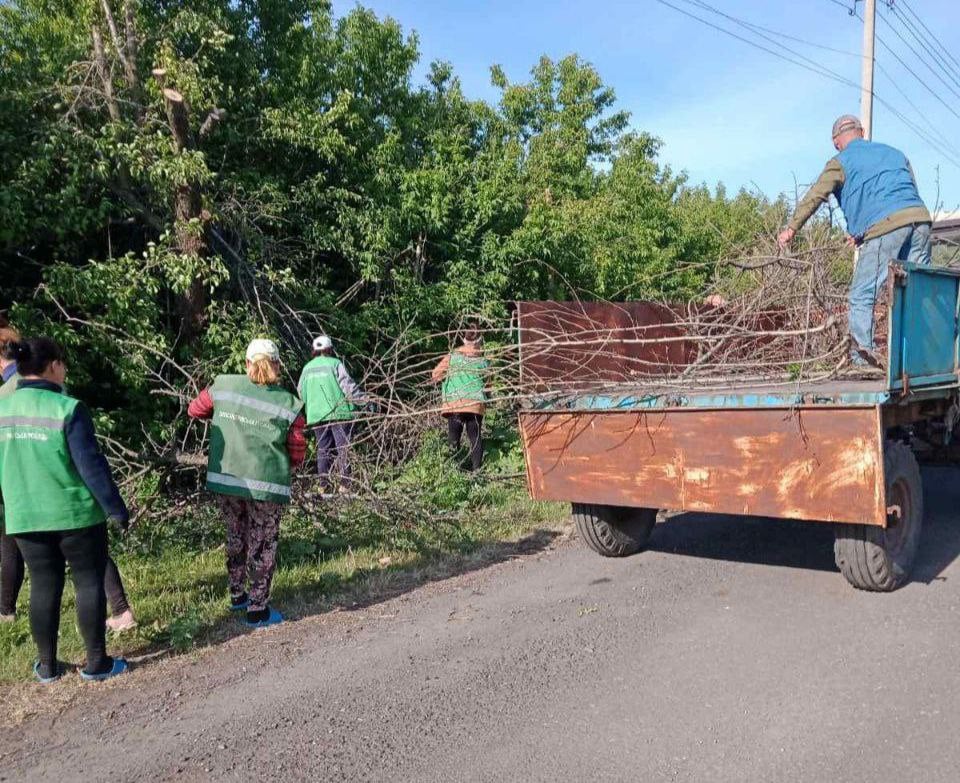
[{"xmin": 517, "ymin": 261, "xmax": 960, "ymax": 591}]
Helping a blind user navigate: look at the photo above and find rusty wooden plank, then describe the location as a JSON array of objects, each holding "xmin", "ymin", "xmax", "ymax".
[{"xmin": 520, "ymin": 407, "xmax": 886, "ymax": 526}]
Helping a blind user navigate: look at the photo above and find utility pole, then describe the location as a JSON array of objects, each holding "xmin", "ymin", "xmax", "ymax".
[{"xmin": 860, "ymin": 0, "xmax": 877, "ymax": 139}]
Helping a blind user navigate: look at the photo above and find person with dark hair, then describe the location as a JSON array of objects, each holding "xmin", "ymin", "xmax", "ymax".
[
  {"xmin": 0, "ymin": 329, "xmax": 136, "ymax": 631},
  {"xmin": 431, "ymin": 327, "xmax": 489, "ymax": 471},
  {"xmin": 0, "ymin": 337, "xmax": 129, "ymax": 682},
  {"xmin": 188, "ymin": 339, "xmax": 306, "ymax": 627},
  {"xmin": 297, "ymin": 334, "xmax": 368, "ymax": 494}
]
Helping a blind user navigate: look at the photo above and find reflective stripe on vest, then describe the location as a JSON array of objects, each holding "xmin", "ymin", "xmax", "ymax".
[
  {"xmin": 206, "ymin": 472, "xmax": 292, "ymax": 498},
  {"xmin": 206, "ymin": 375, "xmax": 303, "ymax": 504},
  {"xmin": 0, "ymin": 416, "xmax": 67, "ymax": 430},
  {"xmin": 0, "ymin": 387, "xmax": 103, "ymax": 534},
  {"xmin": 210, "ymin": 390, "xmax": 299, "ymax": 422}
]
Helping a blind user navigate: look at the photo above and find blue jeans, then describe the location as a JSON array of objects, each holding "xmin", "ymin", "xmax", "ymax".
[{"xmin": 848, "ymin": 223, "xmax": 931, "ymax": 361}]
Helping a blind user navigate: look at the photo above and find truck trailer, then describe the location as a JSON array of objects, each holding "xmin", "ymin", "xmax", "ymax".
[{"xmin": 517, "ymin": 262, "xmax": 960, "ymax": 591}]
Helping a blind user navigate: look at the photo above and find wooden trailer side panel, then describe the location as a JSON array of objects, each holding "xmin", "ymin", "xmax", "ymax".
[{"xmin": 520, "ymin": 407, "xmax": 886, "ymax": 526}]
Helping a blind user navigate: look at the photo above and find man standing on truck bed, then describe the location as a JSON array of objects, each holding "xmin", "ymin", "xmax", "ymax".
[{"xmin": 778, "ymin": 114, "xmax": 932, "ymax": 367}]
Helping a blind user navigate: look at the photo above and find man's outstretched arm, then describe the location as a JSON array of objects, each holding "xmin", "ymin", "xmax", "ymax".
[{"xmin": 778, "ymin": 159, "xmax": 845, "ymax": 248}]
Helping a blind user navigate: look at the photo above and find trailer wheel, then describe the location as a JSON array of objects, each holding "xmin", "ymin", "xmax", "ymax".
[
  {"xmin": 834, "ymin": 440, "xmax": 923, "ymax": 591},
  {"xmin": 572, "ymin": 503, "xmax": 657, "ymax": 557}
]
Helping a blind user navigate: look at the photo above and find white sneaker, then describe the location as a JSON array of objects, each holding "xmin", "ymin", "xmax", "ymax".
[{"xmin": 106, "ymin": 609, "xmax": 137, "ymax": 632}]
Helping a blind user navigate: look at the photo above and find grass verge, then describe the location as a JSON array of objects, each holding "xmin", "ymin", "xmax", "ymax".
[{"xmin": 0, "ymin": 483, "xmax": 563, "ymax": 685}]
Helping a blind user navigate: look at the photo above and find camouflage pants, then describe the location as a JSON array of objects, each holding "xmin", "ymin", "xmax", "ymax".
[{"xmin": 217, "ymin": 495, "xmax": 283, "ymax": 612}]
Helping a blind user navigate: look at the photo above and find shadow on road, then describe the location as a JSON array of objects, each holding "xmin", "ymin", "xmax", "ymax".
[
  {"xmin": 116, "ymin": 525, "xmax": 564, "ymax": 673},
  {"xmin": 286, "ymin": 527, "xmax": 564, "ymax": 616},
  {"xmin": 648, "ymin": 512, "xmax": 837, "ymax": 573},
  {"xmin": 645, "ymin": 465, "xmax": 960, "ymax": 583},
  {"xmin": 909, "ymin": 465, "xmax": 960, "ymax": 584}
]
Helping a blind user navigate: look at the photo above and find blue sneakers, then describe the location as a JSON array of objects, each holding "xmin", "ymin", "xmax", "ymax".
[
  {"xmin": 243, "ymin": 606, "xmax": 284, "ymax": 628},
  {"xmin": 80, "ymin": 657, "xmax": 129, "ymax": 682},
  {"xmin": 33, "ymin": 661, "xmax": 66, "ymax": 685}
]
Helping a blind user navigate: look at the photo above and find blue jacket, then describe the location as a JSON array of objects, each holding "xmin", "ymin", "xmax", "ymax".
[{"xmin": 835, "ymin": 139, "xmax": 926, "ymax": 238}]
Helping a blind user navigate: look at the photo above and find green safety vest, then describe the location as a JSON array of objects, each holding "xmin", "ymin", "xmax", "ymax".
[
  {"xmin": 442, "ymin": 352, "xmax": 489, "ymax": 404},
  {"xmin": 206, "ymin": 375, "xmax": 303, "ymax": 504},
  {"xmin": 297, "ymin": 356, "xmax": 355, "ymax": 425},
  {"xmin": 0, "ymin": 386, "xmax": 104, "ymax": 534},
  {"xmin": 0, "ymin": 372, "xmax": 16, "ymax": 525}
]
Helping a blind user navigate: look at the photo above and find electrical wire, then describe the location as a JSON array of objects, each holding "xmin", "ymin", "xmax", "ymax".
[
  {"xmin": 818, "ymin": 0, "xmax": 960, "ymax": 164},
  {"xmin": 875, "ymin": 61, "xmax": 960, "ymax": 157},
  {"xmin": 675, "ymin": 0, "xmax": 959, "ymax": 158},
  {"xmin": 652, "ymin": 0, "xmax": 960, "ymax": 170},
  {"xmin": 877, "ymin": 5, "xmax": 960, "ymax": 103},
  {"xmin": 824, "ymin": 0, "xmax": 859, "ymax": 15},
  {"xmin": 658, "ymin": 0, "xmax": 860, "ymax": 88},
  {"xmin": 887, "ymin": 2, "xmax": 960, "ymax": 90},
  {"xmin": 897, "ymin": 0, "xmax": 960, "ymax": 77}
]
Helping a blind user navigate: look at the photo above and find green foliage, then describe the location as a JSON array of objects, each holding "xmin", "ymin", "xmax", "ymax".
[
  {"xmin": 0, "ymin": 2, "xmax": 787, "ymax": 683},
  {"xmin": 1, "ymin": 3, "xmax": 775, "ymax": 347},
  {"xmin": 0, "ymin": 0, "xmax": 783, "ymax": 481}
]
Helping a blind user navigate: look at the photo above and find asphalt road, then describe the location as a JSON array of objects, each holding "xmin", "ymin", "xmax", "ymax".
[{"xmin": 4, "ymin": 466, "xmax": 960, "ymax": 782}]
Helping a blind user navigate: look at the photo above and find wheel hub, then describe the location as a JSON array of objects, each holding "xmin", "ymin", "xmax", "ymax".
[{"xmin": 884, "ymin": 477, "xmax": 912, "ymax": 555}]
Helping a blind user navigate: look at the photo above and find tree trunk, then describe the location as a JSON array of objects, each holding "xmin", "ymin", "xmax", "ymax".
[{"xmin": 159, "ymin": 85, "xmax": 208, "ymax": 340}]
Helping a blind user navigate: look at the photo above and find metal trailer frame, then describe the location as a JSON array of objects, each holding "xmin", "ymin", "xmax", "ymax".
[{"xmin": 516, "ymin": 263, "xmax": 960, "ymax": 588}]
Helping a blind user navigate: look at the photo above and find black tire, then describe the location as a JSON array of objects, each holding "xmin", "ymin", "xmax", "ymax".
[
  {"xmin": 834, "ymin": 440, "xmax": 923, "ymax": 591},
  {"xmin": 572, "ymin": 503, "xmax": 658, "ymax": 557}
]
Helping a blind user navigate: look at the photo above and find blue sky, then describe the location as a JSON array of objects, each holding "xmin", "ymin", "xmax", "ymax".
[{"xmin": 331, "ymin": 0, "xmax": 960, "ymax": 213}]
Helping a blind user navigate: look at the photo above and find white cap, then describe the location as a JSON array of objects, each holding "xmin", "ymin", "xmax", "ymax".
[
  {"xmin": 312, "ymin": 334, "xmax": 333, "ymax": 352},
  {"xmin": 245, "ymin": 338, "xmax": 279, "ymax": 362}
]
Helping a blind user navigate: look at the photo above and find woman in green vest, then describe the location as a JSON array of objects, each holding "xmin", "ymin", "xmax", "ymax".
[
  {"xmin": 0, "ymin": 337, "xmax": 129, "ymax": 682},
  {"xmin": 431, "ymin": 327, "xmax": 490, "ymax": 471},
  {"xmin": 297, "ymin": 334, "xmax": 368, "ymax": 494},
  {"xmin": 0, "ymin": 326, "xmax": 137, "ymax": 632},
  {"xmin": 188, "ymin": 339, "xmax": 306, "ymax": 627}
]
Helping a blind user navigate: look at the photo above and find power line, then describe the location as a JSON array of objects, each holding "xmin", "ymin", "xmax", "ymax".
[
  {"xmin": 822, "ymin": 0, "xmax": 960, "ymax": 124},
  {"xmin": 652, "ymin": 0, "xmax": 856, "ymax": 86},
  {"xmin": 886, "ymin": 3, "xmax": 960, "ymax": 95},
  {"xmin": 663, "ymin": 0, "xmax": 860, "ymax": 89},
  {"xmin": 678, "ymin": 0, "xmax": 959, "ymax": 158},
  {"xmin": 875, "ymin": 61, "xmax": 960, "ymax": 158},
  {"xmin": 652, "ymin": 0, "xmax": 960, "ymax": 170},
  {"xmin": 708, "ymin": 9, "xmax": 864, "ymax": 60},
  {"xmin": 876, "ymin": 4, "xmax": 960, "ymax": 103},
  {"xmin": 874, "ymin": 26, "xmax": 960, "ymax": 123},
  {"xmin": 673, "ymin": 0, "xmax": 960, "ymax": 167},
  {"xmin": 897, "ymin": 0, "xmax": 960, "ymax": 77},
  {"xmin": 827, "ymin": 3, "xmax": 960, "ymax": 169},
  {"xmin": 824, "ymin": 0, "xmax": 859, "ymax": 15}
]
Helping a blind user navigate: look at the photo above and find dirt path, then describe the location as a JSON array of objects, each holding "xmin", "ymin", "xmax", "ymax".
[{"xmin": 4, "ymin": 466, "xmax": 960, "ymax": 782}]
